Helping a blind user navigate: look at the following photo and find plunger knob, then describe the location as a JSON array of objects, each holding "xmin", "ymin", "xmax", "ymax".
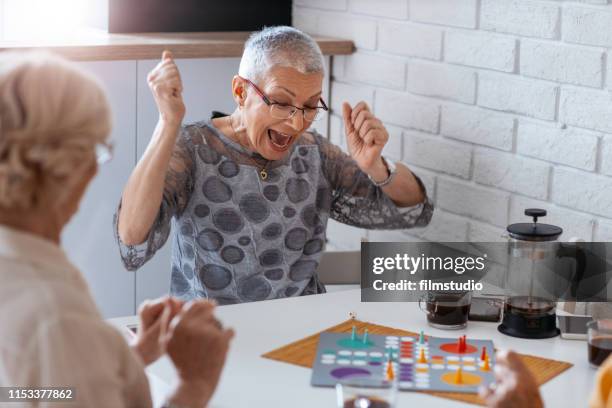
[{"xmin": 525, "ymin": 208, "xmax": 547, "ymax": 223}]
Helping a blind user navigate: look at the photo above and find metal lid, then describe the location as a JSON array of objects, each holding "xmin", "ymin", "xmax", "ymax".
[{"xmin": 506, "ymin": 208, "xmax": 563, "ymax": 241}]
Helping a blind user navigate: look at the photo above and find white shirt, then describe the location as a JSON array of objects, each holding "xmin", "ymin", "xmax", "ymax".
[{"xmin": 0, "ymin": 225, "xmax": 152, "ymax": 408}]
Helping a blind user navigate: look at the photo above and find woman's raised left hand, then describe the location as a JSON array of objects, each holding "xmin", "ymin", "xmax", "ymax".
[{"xmin": 342, "ymin": 101, "xmax": 390, "ymax": 178}]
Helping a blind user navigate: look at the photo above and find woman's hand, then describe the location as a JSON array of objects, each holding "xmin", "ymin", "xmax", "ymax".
[
  {"xmin": 131, "ymin": 297, "xmax": 182, "ymax": 366},
  {"xmin": 342, "ymin": 101, "xmax": 390, "ymax": 181},
  {"xmin": 147, "ymin": 50, "xmax": 186, "ymax": 126},
  {"xmin": 479, "ymin": 350, "xmax": 544, "ymax": 408},
  {"xmin": 164, "ymin": 300, "xmax": 234, "ymax": 408}
]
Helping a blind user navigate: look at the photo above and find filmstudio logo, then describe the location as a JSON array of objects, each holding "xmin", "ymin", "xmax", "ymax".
[{"xmin": 372, "ymin": 253, "xmax": 488, "ymax": 275}]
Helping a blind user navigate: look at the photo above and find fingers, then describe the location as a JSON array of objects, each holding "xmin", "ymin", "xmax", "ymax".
[
  {"xmin": 478, "ymin": 384, "xmax": 494, "ymax": 404},
  {"xmin": 159, "ymin": 300, "xmax": 174, "ymax": 345},
  {"xmin": 353, "ymin": 109, "xmax": 372, "ymax": 131},
  {"xmin": 138, "ymin": 297, "xmax": 169, "ymax": 328},
  {"xmin": 350, "ymin": 101, "xmax": 370, "ymax": 123},
  {"xmin": 503, "ymin": 350, "xmax": 527, "ymax": 371},
  {"xmin": 342, "ymin": 102, "xmax": 355, "ymax": 135},
  {"xmin": 224, "ymin": 328, "xmax": 235, "ymax": 341},
  {"xmin": 343, "ymin": 101, "xmax": 387, "ymax": 146},
  {"xmin": 359, "ymin": 119, "xmax": 385, "ymax": 142},
  {"xmin": 148, "ymin": 53, "xmax": 183, "ymax": 96},
  {"xmin": 162, "ymin": 50, "xmax": 173, "ymax": 61}
]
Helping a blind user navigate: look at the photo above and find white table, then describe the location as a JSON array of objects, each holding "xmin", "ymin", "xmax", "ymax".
[{"xmin": 109, "ymin": 289, "xmax": 597, "ymax": 407}]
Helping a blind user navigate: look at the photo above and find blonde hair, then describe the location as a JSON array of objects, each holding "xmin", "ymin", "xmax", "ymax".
[{"xmin": 0, "ymin": 51, "xmax": 111, "ymax": 210}]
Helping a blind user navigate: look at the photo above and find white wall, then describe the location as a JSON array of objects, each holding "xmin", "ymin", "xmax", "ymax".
[
  {"xmin": 62, "ymin": 61, "xmax": 137, "ymax": 318},
  {"xmin": 293, "ymin": 0, "xmax": 612, "ymax": 247}
]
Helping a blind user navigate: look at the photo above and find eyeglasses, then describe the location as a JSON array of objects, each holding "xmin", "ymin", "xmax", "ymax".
[
  {"xmin": 95, "ymin": 140, "xmax": 114, "ymax": 165},
  {"xmin": 239, "ymin": 76, "xmax": 329, "ymax": 122}
]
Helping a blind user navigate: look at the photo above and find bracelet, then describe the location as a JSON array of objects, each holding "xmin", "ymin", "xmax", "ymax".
[{"xmin": 368, "ymin": 156, "xmax": 397, "ymax": 188}]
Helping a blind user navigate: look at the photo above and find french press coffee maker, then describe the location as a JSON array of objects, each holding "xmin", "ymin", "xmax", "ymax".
[{"xmin": 498, "ymin": 209, "xmax": 563, "ymax": 339}]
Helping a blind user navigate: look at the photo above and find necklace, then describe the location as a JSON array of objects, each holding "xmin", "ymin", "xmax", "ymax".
[{"xmin": 228, "ymin": 115, "xmax": 270, "ymax": 180}]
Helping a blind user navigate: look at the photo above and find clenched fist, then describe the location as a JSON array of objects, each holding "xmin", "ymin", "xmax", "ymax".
[
  {"xmin": 479, "ymin": 350, "xmax": 544, "ymax": 408},
  {"xmin": 132, "ymin": 296, "xmax": 182, "ymax": 366},
  {"xmin": 162, "ymin": 300, "xmax": 234, "ymax": 404},
  {"xmin": 342, "ymin": 101, "xmax": 389, "ymax": 175},
  {"xmin": 147, "ymin": 50, "xmax": 185, "ymax": 125}
]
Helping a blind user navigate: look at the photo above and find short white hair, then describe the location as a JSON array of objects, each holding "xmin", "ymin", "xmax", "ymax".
[
  {"xmin": 238, "ymin": 26, "xmax": 325, "ymax": 82},
  {"xmin": 0, "ymin": 51, "xmax": 111, "ymax": 210}
]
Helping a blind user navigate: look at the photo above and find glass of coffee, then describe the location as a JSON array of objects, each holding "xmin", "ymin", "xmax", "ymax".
[
  {"xmin": 419, "ymin": 291, "xmax": 472, "ymax": 330},
  {"xmin": 588, "ymin": 319, "xmax": 612, "ymax": 367},
  {"xmin": 336, "ymin": 377, "xmax": 396, "ymax": 408}
]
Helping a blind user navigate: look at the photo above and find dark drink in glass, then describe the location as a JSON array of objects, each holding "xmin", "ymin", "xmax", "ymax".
[{"xmin": 588, "ymin": 320, "xmax": 612, "ymax": 367}]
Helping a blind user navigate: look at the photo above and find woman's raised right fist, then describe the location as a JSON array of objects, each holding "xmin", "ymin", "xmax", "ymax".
[{"xmin": 147, "ymin": 50, "xmax": 186, "ymax": 125}]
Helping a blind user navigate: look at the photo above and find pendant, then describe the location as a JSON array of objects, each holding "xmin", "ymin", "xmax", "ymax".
[{"xmin": 260, "ymin": 169, "xmax": 268, "ymax": 180}]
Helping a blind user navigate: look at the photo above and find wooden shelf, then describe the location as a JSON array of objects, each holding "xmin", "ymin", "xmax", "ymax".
[{"xmin": 0, "ymin": 30, "xmax": 355, "ymax": 61}]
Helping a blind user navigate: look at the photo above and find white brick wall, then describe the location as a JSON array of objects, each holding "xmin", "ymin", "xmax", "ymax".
[
  {"xmin": 330, "ymin": 81, "xmax": 375, "ymax": 112},
  {"xmin": 294, "ymin": 0, "xmax": 347, "ymax": 11},
  {"xmin": 553, "ymin": 167, "xmax": 612, "ymax": 218},
  {"xmin": 520, "ymin": 39, "xmax": 605, "ymax": 87},
  {"xmin": 417, "ymin": 211, "xmax": 469, "ymax": 242},
  {"xmin": 441, "ymin": 104, "xmax": 514, "ymax": 150},
  {"xmin": 375, "ymin": 89, "xmax": 439, "ymax": 132},
  {"xmin": 407, "ymin": 61, "xmax": 476, "ymax": 103},
  {"xmin": 409, "ymin": 0, "xmax": 478, "ymax": 28},
  {"xmin": 595, "ymin": 220, "xmax": 612, "ymax": 242},
  {"xmin": 600, "ymin": 136, "xmax": 612, "ymax": 176},
  {"xmin": 445, "ymin": 30, "xmax": 517, "ymax": 72},
  {"xmin": 478, "ymin": 73, "xmax": 559, "ymax": 120},
  {"xmin": 344, "ymin": 53, "xmax": 406, "ymax": 88},
  {"xmin": 563, "ymin": 6, "xmax": 612, "ymax": 47},
  {"xmin": 474, "ymin": 149, "xmax": 550, "ymax": 199},
  {"xmin": 378, "ymin": 22, "xmax": 443, "ymax": 60},
  {"xmin": 517, "ymin": 121, "xmax": 600, "ymax": 170},
  {"xmin": 560, "ymin": 87, "xmax": 612, "ymax": 133},
  {"xmin": 607, "ymin": 54, "xmax": 612, "ymax": 89},
  {"xmin": 437, "ymin": 177, "xmax": 510, "ymax": 227},
  {"xmin": 293, "ymin": 0, "xmax": 612, "ymax": 246},
  {"xmin": 481, "ymin": 0, "xmax": 560, "ymax": 39},
  {"xmin": 402, "ymin": 131, "xmax": 472, "ymax": 178},
  {"xmin": 350, "ymin": 0, "xmax": 408, "ymax": 19}
]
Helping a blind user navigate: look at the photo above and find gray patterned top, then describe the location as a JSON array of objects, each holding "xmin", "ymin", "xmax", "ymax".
[{"xmin": 114, "ymin": 113, "xmax": 433, "ymax": 304}]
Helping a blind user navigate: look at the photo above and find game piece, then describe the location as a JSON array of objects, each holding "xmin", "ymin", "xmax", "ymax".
[
  {"xmin": 351, "ymin": 326, "xmax": 357, "ymax": 341},
  {"xmin": 482, "ymin": 357, "xmax": 490, "ymax": 371},
  {"xmin": 454, "ymin": 366, "xmax": 463, "ymax": 384},
  {"xmin": 311, "ymin": 332, "xmax": 496, "ymax": 394},
  {"xmin": 363, "ymin": 329, "xmax": 369, "ymax": 344},
  {"xmin": 480, "ymin": 346, "xmax": 487, "ymax": 361},
  {"xmin": 458, "ymin": 336, "xmax": 464, "ymax": 353},
  {"xmin": 419, "ymin": 330, "xmax": 425, "ymax": 344},
  {"xmin": 419, "ymin": 348, "xmax": 427, "ymax": 363},
  {"xmin": 386, "ymin": 359, "xmax": 395, "ymax": 381}
]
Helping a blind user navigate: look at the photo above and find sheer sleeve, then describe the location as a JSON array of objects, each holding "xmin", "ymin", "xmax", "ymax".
[
  {"xmin": 313, "ymin": 131, "xmax": 433, "ymax": 230},
  {"xmin": 114, "ymin": 127, "xmax": 195, "ymax": 271}
]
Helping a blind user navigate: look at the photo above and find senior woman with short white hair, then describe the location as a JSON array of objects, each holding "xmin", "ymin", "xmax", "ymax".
[
  {"xmin": 0, "ymin": 51, "xmax": 232, "ymax": 408},
  {"xmin": 116, "ymin": 26, "xmax": 433, "ymax": 304}
]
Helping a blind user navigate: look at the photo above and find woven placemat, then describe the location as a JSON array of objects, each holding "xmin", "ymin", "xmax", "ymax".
[{"xmin": 262, "ymin": 319, "xmax": 574, "ymax": 406}]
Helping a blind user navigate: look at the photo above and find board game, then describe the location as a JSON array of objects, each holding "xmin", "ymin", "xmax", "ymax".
[{"xmin": 311, "ymin": 328, "xmax": 496, "ymax": 394}]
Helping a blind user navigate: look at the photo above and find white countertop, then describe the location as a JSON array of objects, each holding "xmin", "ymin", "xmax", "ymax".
[{"xmin": 108, "ymin": 289, "xmax": 597, "ymax": 408}]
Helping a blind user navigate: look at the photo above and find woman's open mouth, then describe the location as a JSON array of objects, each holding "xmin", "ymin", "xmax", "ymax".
[{"xmin": 267, "ymin": 129, "xmax": 294, "ymax": 151}]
